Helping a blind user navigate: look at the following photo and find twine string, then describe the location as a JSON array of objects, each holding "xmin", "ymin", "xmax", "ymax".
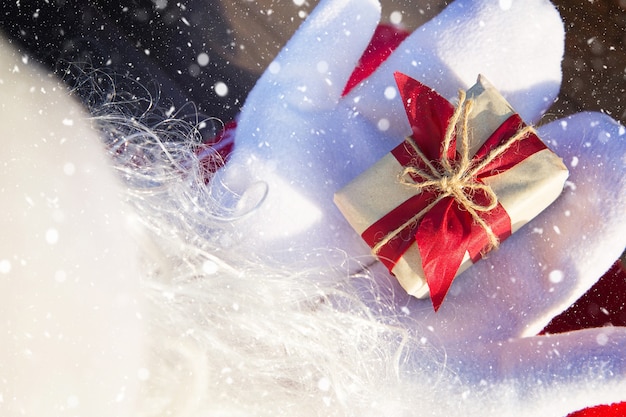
[{"xmin": 372, "ymin": 89, "xmax": 536, "ymax": 256}]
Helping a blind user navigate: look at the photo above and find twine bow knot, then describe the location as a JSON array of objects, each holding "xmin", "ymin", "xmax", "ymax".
[{"xmin": 372, "ymin": 89, "xmax": 535, "ymax": 255}]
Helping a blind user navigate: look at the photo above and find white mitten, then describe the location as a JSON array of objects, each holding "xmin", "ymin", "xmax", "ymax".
[
  {"xmin": 215, "ymin": 0, "xmax": 626, "ymax": 415},
  {"xmin": 213, "ymin": 0, "xmax": 565, "ymax": 269}
]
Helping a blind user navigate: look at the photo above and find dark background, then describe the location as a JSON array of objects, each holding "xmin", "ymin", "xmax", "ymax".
[{"xmin": 2, "ymin": 1, "xmax": 624, "ymax": 124}]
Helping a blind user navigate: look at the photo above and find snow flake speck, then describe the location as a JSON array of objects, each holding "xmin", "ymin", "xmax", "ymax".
[
  {"xmin": 152, "ymin": 0, "xmax": 167, "ymax": 10},
  {"xmin": 62, "ymin": 118, "xmax": 74, "ymax": 126},
  {"xmin": 317, "ymin": 377, "xmax": 331, "ymax": 391},
  {"xmin": 63, "ymin": 162, "xmax": 75, "ymax": 176},
  {"xmin": 596, "ymin": 332, "xmax": 609, "ymax": 346},
  {"xmin": 137, "ymin": 367, "xmax": 151, "ymax": 381},
  {"xmin": 115, "ymin": 388, "xmax": 126, "ymax": 403},
  {"xmin": 197, "ymin": 52, "xmax": 210, "ymax": 67},
  {"xmin": 202, "ymin": 260, "xmax": 219, "ymax": 275},
  {"xmin": 316, "ymin": 60, "xmax": 329, "ymax": 74},
  {"xmin": 597, "ymin": 130, "xmax": 611, "ymax": 144},
  {"xmin": 188, "ymin": 64, "xmax": 200, "ymax": 77},
  {"xmin": 268, "ymin": 61, "xmax": 281, "ymax": 75},
  {"xmin": 498, "ymin": 0, "xmax": 513, "ymax": 10},
  {"xmin": 45, "ymin": 228, "xmax": 59, "ymax": 245},
  {"xmin": 377, "ymin": 118, "xmax": 390, "ymax": 131},
  {"xmin": 570, "ymin": 156, "xmax": 579, "ymax": 167},
  {"xmin": 390, "ymin": 11, "xmax": 403, "ymax": 25},
  {"xmin": 384, "ymin": 86, "xmax": 397, "ymax": 100},
  {"xmin": 292, "ymin": 0, "xmax": 305, "ymax": 5},
  {"xmin": 66, "ymin": 395, "xmax": 80, "ymax": 409},
  {"xmin": 55, "ymin": 270, "xmax": 67, "ymax": 283},
  {"xmin": 564, "ymin": 180, "xmax": 577, "ymax": 191},
  {"xmin": 548, "ymin": 270, "xmax": 564, "ymax": 284},
  {"xmin": 214, "ymin": 81, "xmax": 229, "ymax": 97},
  {"xmin": 0, "ymin": 259, "xmax": 11, "ymax": 274}
]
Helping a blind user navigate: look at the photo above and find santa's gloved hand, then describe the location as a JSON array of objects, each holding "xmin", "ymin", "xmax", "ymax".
[
  {"xmin": 214, "ymin": 0, "xmax": 565, "ymax": 266},
  {"xmin": 215, "ymin": 0, "xmax": 626, "ymax": 414}
]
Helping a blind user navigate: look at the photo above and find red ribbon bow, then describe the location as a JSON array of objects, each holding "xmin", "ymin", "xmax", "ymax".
[{"xmin": 362, "ymin": 72, "xmax": 547, "ymax": 311}]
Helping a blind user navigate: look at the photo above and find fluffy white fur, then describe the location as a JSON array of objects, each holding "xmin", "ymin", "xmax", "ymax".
[{"xmin": 1, "ymin": 0, "xmax": 625, "ymax": 416}]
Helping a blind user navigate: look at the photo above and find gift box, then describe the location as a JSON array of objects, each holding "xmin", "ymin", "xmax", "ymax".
[{"xmin": 334, "ymin": 73, "xmax": 569, "ymax": 310}]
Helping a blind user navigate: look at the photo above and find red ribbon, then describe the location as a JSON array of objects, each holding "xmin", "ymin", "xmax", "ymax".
[{"xmin": 362, "ymin": 73, "xmax": 547, "ymax": 311}]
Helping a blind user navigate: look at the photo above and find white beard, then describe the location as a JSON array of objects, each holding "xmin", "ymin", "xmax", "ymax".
[{"xmin": 0, "ymin": 35, "xmax": 437, "ymax": 417}]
